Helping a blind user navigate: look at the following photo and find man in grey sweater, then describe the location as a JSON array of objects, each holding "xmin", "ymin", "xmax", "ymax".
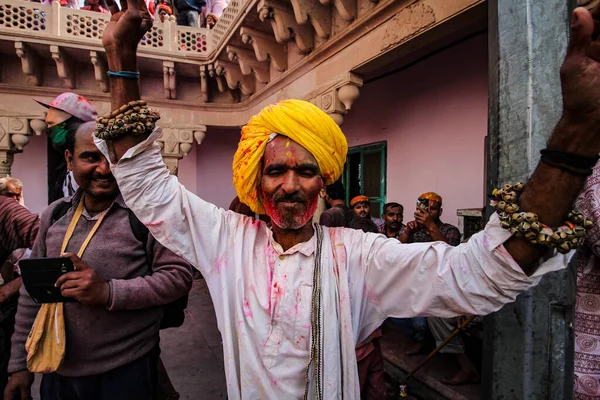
[{"xmin": 4, "ymin": 121, "xmax": 193, "ymax": 400}]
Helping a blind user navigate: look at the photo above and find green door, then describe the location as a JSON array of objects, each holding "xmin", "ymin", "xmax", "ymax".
[{"xmin": 342, "ymin": 141, "xmax": 387, "ymax": 217}]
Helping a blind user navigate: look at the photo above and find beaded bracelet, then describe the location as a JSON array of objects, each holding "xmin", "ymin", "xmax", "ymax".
[
  {"xmin": 94, "ymin": 100, "xmax": 160, "ymax": 140},
  {"xmin": 490, "ymin": 183, "xmax": 593, "ymax": 254}
]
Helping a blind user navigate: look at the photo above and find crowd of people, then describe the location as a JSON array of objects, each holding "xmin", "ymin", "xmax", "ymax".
[
  {"xmin": 27, "ymin": 0, "xmax": 228, "ymax": 28},
  {"xmin": 2, "ymin": 2, "xmax": 600, "ymax": 400}
]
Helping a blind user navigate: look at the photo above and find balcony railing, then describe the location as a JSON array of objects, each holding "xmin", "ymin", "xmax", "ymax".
[{"xmin": 0, "ymin": 0, "xmax": 248, "ymax": 60}]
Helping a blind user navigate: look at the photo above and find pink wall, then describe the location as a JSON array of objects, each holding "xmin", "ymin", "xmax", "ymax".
[
  {"xmin": 193, "ymin": 127, "xmax": 240, "ymax": 209},
  {"xmin": 11, "ymin": 134, "xmax": 48, "ymax": 215},
  {"xmin": 342, "ymin": 34, "xmax": 488, "ymax": 228}
]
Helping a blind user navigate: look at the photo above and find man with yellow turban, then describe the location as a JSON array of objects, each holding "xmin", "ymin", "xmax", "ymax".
[{"xmin": 60, "ymin": 3, "xmax": 600, "ymax": 398}]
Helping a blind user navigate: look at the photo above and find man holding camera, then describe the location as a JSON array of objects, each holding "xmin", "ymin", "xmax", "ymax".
[{"xmin": 399, "ymin": 192, "xmax": 460, "ymax": 246}]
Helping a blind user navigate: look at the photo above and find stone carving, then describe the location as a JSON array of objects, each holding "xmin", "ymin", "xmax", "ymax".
[
  {"xmin": 29, "ymin": 119, "xmax": 47, "ymax": 136},
  {"xmin": 200, "ymin": 65, "xmax": 209, "ymax": 102},
  {"xmin": 319, "ymin": 0, "xmax": 355, "ymax": 21},
  {"xmin": 194, "ymin": 126, "xmax": 207, "ymax": 144},
  {"xmin": 337, "ymin": 83, "xmax": 360, "ymax": 111},
  {"xmin": 288, "ymin": 0, "xmax": 331, "ymax": 39},
  {"xmin": 15, "ymin": 42, "xmax": 42, "ymax": 86},
  {"xmin": 381, "ymin": 3, "xmax": 436, "ymax": 51},
  {"xmin": 9, "ymin": 119, "xmax": 24, "ymax": 132},
  {"xmin": 215, "ymin": 60, "xmax": 256, "ymax": 96},
  {"xmin": 304, "ymin": 72, "xmax": 363, "ymax": 126},
  {"xmin": 227, "ymin": 45, "xmax": 270, "ymax": 84},
  {"xmin": 322, "ymin": 93, "xmax": 333, "ymax": 109},
  {"xmin": 0, "ymin": 152, "xmax": 14, "ymax": 177},
  {"xmin": 0, "ymin": 116, "xmax": 35, "ymax": 177},
  {"xmin": 50, "ymin": 45, "xmax": 76, "ymax": 89},
  {"xmin": 240, "ymin": 27, "xmax": 288, "ymax": 72},
  {"xmin": 90, "ymin": 51, "xmax": 109, "ymax": 93},
  {"xmin": 163, "ymin": 61, "xmax": 177, "ymax": 100},
  {"xmin": 154, "ymin": 126, "xmax": 204, "ymax": 175},
  {"xmin": 257, "ymin": 0, "xmax": 314, "ymax": 53}
]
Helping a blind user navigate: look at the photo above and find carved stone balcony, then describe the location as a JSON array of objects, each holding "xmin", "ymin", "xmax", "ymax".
[{"xmin": 0, "ymin": 0, "xmax": 485, "ymax": 174}]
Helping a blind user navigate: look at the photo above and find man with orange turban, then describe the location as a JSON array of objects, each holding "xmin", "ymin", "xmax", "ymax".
[
  {"xmin": 399, "ymin": 192, "xmax": 461, "ymax": 246},
  {"xmin": 349, "ymin": 195, "xmax": 383, "ymax": 232},
  {"xmin": 65, "ymin": 4, "xmax": 599, "ymax": 398}
]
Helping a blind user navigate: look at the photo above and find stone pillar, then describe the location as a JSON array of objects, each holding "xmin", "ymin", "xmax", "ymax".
[
  {"xmin": 156, "ymin": 126, "xmax": 207, "ymax": 175},
  {"xmin": 0, "ymin": 116, "xmax": 39, "ymax": 177},
  {"xmin": 483, "ymin": 1, "xmax": 575, "ymax": 399}
]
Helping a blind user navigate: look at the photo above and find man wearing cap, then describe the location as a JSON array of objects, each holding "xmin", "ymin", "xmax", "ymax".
[
  {"xmin": 399, "ymin": 192, "xmax": 460, "ymax": 246},
  {"xmin": 82, "ymin": 2, "xmax": 600, "ymax": 397},
  {"xmin": 35, "ymin": 93, "xmax": 98, "ymax": 202},
  {"xmin": 350, "ymin": 195, "xmax": 383, "ymax": 231}
]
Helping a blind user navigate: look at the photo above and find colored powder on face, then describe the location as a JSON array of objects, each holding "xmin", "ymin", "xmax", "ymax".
[{"xmin": 264, "ymin": 194, "xmax": 318, "ymax": 230}]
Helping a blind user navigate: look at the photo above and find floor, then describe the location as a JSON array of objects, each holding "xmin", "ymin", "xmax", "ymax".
[
  {"xmin": 31, "ymin": 277, "xmax": 227, "ymax": 400},
  {"xmin": 380, "ymin": 327, "xmax": 482, "ymax": 400}
]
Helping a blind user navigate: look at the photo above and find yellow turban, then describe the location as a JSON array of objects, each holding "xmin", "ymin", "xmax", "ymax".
[{"xmin": 232, "ymin": 99, "xmax": 348, "ymax": 214}]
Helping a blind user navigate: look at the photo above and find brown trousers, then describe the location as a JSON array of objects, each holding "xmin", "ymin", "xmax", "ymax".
[{"xmin": 357, "ymin": 339, "xmax": 386, "ymax": 400}]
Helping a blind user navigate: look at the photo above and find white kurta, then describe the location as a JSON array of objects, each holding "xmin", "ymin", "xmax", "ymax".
[{"xmin": 95, "ymin": 129, "xmax": 570, "ymax": 399}]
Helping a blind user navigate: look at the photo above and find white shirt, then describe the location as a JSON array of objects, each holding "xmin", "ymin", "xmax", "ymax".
[{"xmin": 96, "ymin": 129, "xmax": 570, "ymax": 399}]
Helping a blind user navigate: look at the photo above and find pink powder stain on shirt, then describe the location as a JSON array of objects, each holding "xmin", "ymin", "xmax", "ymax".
[
  {"xmin": 214, "ymin": 255, "xmax": 228, "ymax": 274},
  {"xmin": 243, "ymin": 298, "xmax": 253, "ymax": 318},
  {"xmin": 496, "ymin": 245, "xmax": 510, "ymax": 258}
]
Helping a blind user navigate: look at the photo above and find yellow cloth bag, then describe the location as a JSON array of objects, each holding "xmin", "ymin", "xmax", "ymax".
[
  {"xmin": 24, "ymin": 197, "xmax": 108, "ymax": 373},
  {"xmin": 25, "ymin": 303, "xmax": 66, "ymax": 373}
]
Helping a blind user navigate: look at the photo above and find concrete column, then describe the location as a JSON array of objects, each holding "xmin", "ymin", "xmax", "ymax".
[{"xmin": 483, "ymin": 1, "xmax": 576, "ymax": 399}]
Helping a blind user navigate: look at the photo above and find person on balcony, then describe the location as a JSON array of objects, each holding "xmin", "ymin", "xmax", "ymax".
[
  {"xmin": 203, "ymin": 0, "xmax": 228, "ymax": 28},
  {"xmin": 174, "ymin": 0, "xmax": 204, "ymax": 27},
  {"xmin": 67, "ymin": 1, "xmax": 600, "ymax": 397},
  {"xmin": 156, "ymin": 2, "xmax": 173, "ymax": 23},
  {"xmin": 81, "ymin": 0, "xmax": 110, "ymax": 13},
  {"xmin": 40, "ymin": 0, "xmax": 79, "ymax": 8}
]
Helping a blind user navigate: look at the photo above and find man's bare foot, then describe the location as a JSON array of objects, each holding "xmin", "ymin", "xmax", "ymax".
[
  {"xmin": 404, "ymin": 342, "xmax": 427, "ymax": 355},
  {"xmin": 441, "ymin": 369, "xmax": 480, "ymax": 385},
  {"xmin": 441, "ymin": 353, "xmax": 480, "ymax": 385}
]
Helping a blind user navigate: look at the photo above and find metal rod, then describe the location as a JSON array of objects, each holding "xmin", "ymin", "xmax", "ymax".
[{"xmin": 403, "ymin": 315, "xmax": 477, "ymax": 381}]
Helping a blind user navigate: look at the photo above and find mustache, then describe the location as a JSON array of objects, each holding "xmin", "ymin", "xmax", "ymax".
[
  {"xmin": 92, "ymin": 174, "xmax": 115, "ymax": 181},
  {"xmin": 273, "ymin": 193, "xmax": 306, "ymax": 204}
]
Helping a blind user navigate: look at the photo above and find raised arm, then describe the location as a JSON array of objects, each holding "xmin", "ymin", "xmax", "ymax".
[
  {"xmin": 95, "ymin": 0, "xmax": 250, "ymax": 271},
  {"xmin": 499, "ymin": 7, "xmax": 600, "ymax": 274},
  {"xmin": 102, "ymin": 0, "xmax": 151, "ymax": 161},
  {"xmin": 344, "ymin": 218, "xmax": 569, "ymax": 343}
]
